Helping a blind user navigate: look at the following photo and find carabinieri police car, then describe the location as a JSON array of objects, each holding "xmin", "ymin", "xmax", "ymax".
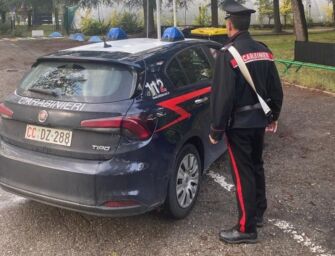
[{"xmin": 0, "ymin": 28, "xmax": 225, "ymax": 219}]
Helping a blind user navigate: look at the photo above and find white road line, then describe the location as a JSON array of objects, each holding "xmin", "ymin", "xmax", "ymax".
[
  {"xmin": 208, "ymin": 171, "xmax": 333, "ymax": 256},
  {"xmin": 269, "ymin": 219, "xmax": 334, "ymax": 256},
  {"xmin": 207, "ymin": 171, "xmax": 235, "ymax": 192}
]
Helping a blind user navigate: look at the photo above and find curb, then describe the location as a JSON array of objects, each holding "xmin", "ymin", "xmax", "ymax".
[{"xmin": 284, "ymin": 81, "xmax": 335, "ymax": 97}]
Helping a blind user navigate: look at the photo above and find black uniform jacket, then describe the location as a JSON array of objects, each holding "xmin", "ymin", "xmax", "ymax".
[{"xmin": 210, "ymin": 31, "xmax": 283, "ymax": 141}]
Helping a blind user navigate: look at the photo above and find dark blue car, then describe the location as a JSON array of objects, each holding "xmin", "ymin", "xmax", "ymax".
[{"xmin": 0, "ymin": 30, "xmax": 226, "ymax": 219}]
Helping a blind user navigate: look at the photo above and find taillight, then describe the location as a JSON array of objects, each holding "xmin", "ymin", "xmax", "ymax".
[
  {"xmin": 81, "ymin": 117, "xmax": 122, "ymax": 128},
  {"xmin": 80, "ymin": 116, "xmax": 152, "ymax": 140},
  {"xmin": 121, "ymin": 118, "xmax": 152, "ymax": 140},
  {"xmin": 0, "ymin": 103, "xmax": 13, "ymax": 119}
]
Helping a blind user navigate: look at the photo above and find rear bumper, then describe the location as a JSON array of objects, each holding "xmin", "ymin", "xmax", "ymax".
[
  {"xmin": 0, "ymin": 140, "xmax": 168, "ymax": 216},
  {"xmin": 0, "ymin": 182, "xmax": 152, "ymax": 217}
]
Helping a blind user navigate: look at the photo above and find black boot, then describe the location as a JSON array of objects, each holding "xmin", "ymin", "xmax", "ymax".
[
  {"xmin": 219, "ymin": 227, "xmax": 258, "ymax": 244},
  {"xmin": 256, "ymin": 216, "xmax": 264, "ymax": 228}
]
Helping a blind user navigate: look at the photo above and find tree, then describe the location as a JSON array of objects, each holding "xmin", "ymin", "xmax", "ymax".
[
  {"xmin": 143, "ymin": 0, "xmax": 155, "ymax": 36},
  {"xmin": 78, "ymin": 0, "xmax": 113, "ymax": 8},
  {"xmin": 165, "ymin": 0, "xmax": 193, "ymax": 26},
  {"xmin": 280, "ymin": 0, "xmax": 292, "ymax": 26},
  {"xmin": 194, "ymin": 5, "xmax": 211, "ymax": 26},
  {"xmin": 329, "ymin": 0, "xmax": 335, "ymax": 24},
  {"xmin": 214, "ymin": 0, "xmax": 245, "ymax": 27},
  {"xmin": 118, "ymin": 0, "xmax": 155, "ymax": 36},
  {"xmin": 0, "ymin": 0, "xmax": 23, "ymax": 24},
  {"xmin": 322, "ymin": 2, "xmax": 333, "ymax": 25},
  {"xmin": 273, "ymin": 0, "xmax": 282, "ymax": 32},
  {"xmin": 255, "ymin": 0, "xmax": 273, "ymax": 25},
  {"xmin": 0, "ymin": 0, "xmax": 8, "ymax": 23},
  {"xmin": 211, "ymin": 0, "xmax": 218, "ymax": 27},
  {"xmin": 54, "ymin": 1, "xmax": 113, "ymax": 30},
  {"xmin": 291, "ymin": 0, "xmax": 308, "ymax": 41}
]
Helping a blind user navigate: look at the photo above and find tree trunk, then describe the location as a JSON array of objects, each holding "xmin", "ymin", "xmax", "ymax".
[
  {"xmin": 1, "ymin": 11, "xmax": 6, "ymax": 23},
  {"xmin": 28, "ymin": 10, "xmax": 32, "ymax": 27},
  {"xmin": 55, "ymin": 7, "xmax": 60, "ymax": 30},
  {"xmin": 273, "ymin": 0, "xmax": 282, "ymax": 32},
  {"xmin": 143, "ymin": 0, "xmax": 155, "ymax": 36},
  {"xmin": 291, "ymin": 0, "xmax": 308, "ymax": 42},
  {"xmin": 284, "ymin": 15, "xmax": 287, "ymax": 27},
  {"xmin": 211, "ymin": 0, "xmax": 218, "ymax": 27}
]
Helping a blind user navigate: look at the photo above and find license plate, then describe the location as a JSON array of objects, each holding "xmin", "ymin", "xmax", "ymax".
[{"xmin": 25, "ymin": 125, "xmax": 72, "ymax": 147}]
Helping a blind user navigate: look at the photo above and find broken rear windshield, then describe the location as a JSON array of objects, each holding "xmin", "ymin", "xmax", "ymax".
[{"xmin": 17, "ymin": 62, "xmax": 136, "ymax": 103}]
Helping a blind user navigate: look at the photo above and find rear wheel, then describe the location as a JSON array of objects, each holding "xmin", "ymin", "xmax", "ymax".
[{"xmin": 165, "ymin": 144, "xmax": 201, "ymax": 219}]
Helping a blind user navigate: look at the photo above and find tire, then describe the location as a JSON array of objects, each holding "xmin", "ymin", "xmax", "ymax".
[{"xmin": 164, "ymin": 144, "xmax": 202, "ymax": 219}]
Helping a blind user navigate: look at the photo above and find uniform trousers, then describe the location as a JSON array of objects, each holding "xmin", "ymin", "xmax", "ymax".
[{"xmin": 226, "ymin": 128, "xmax": 267, "ymax": 233}]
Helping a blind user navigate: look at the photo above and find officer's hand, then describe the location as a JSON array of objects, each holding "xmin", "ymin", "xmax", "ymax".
[
  {"xmin": 209, "ymin": 134, "xmax": 219, "ymax": 144},
  {"xmin": 266, "ymin": 121, "xmax": 278, "ymax": 133}
]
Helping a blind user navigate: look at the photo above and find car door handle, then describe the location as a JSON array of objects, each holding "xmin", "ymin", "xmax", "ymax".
[
  {"xmin": 156, "ymin": 111, "xmax": 167, "ymax": 117},
  {"xmin": 154, "ymin": 108, "xmax": 167, "ymax": 118},
  {"xmin": 194, "ymin": 97, "xmax": 209, "ymax": 104}
]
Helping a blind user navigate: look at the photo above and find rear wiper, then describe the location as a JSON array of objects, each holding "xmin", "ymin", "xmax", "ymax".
[{"xmin": 28, "ymin": 88, "xmax": 61, "ymax": 97}]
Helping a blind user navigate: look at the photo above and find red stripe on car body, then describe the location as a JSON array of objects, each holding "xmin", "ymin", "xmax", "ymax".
[{"xmin": 156, "ymin": 86, "xmax": 211, "ymax": 132}]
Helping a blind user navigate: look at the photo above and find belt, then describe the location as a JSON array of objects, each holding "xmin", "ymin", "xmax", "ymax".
[{"xmin": 235, "ymin": 103, "xmax": 262, "ymax": 113}]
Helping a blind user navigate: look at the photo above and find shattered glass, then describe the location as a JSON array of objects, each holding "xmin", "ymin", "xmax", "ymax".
[{"xmin": 30, "ymin": 64, "xmax": 87, "ymax": 96}]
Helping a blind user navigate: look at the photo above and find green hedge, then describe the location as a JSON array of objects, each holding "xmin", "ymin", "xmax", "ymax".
[
  {"xmin": 0, "ymin": 23, "xmax": 11, "ymax": 35},
  {"xmin": 81, "ymin": 12, "xmax": 143, "ymax": 36}
]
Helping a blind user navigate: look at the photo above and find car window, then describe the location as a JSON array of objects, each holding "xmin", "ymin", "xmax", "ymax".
[
  {"xmin": 177, "ymin": 47, "xmax": 212, "ymax": 85},
  {"xmin": 166, "ymin": 58, "xmax": 189, "ymax": 87},
  {"xmin": 18, "ymin": 62, "xmax": 136, "ymax": 103}
]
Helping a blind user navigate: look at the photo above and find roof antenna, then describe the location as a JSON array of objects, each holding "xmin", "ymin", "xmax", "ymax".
[{"xmin": 103, "ymin": 37, "xmax": 111, "ymax": 48}]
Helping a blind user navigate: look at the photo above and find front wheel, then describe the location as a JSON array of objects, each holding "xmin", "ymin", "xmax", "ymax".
[{"xmin": 165, "ymin": 144, "xmax": 202, "ymax": 219}]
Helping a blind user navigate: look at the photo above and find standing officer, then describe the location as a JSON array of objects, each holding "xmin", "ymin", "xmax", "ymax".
[{"xmin": 209, "ymin": 1, "xmax": 283, "ymax": 244}]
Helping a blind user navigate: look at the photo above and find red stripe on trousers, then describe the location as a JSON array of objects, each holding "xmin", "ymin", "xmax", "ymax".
[{"xmin": 227, "ymin": 144, "xmax": 246, "ymax": 233}]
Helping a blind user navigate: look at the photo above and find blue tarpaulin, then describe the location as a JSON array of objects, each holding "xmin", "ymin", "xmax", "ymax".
[
  {"xmin": 88, "ymin": 36, "xmax": 103, "ymax": 43},
  {"xmin": 106, "ymin": 28, "xmax": 127, "ymax": 40},
  {"xmin": 69, "ymin": 33, "xmax": 85, "ymax": 41},
  {"xmin": 49, "ymin": 32, "xmax": 63, "ymax": 38}
]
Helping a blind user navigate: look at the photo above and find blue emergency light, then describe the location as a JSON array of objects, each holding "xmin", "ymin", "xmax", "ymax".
[
  {"xmin": 107, "ymin": 28, "xmax": 128, "ymax": 40},
  {"xmin": 161, "ymin": 27, "xmax": 185, "ymax": 42}
]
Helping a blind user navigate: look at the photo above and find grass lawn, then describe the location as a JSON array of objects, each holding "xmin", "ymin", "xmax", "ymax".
[{"xmin": 253, "ymin": 30, "xmax": 335, "ymax": 92}]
